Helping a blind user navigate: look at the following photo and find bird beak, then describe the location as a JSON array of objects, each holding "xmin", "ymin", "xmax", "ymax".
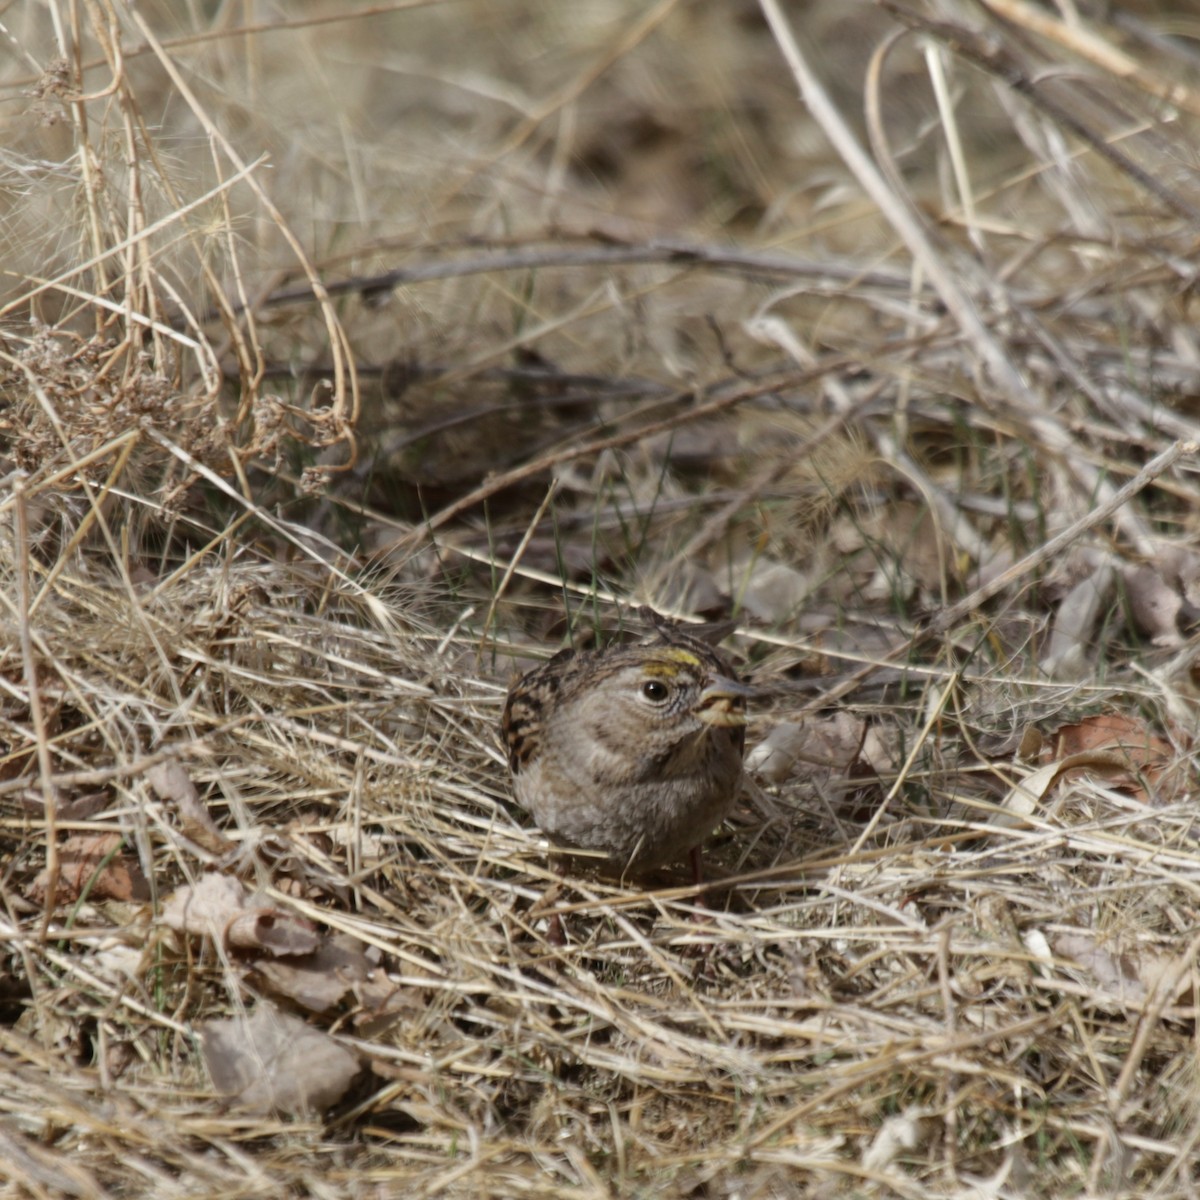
[{"xmin": 695, "ymin": 676, "xmax": 754, "ymax": 727}]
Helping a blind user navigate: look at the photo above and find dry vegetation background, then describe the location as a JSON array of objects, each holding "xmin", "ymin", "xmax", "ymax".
[{"xmin": 4, "ymin": 0, "xmax": 1200, "ymax": 1196}]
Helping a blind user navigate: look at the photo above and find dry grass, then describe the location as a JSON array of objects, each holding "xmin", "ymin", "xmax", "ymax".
[{"xmin": 4, "ymin": 1, "xmax": 1200, "ymax": 1196}]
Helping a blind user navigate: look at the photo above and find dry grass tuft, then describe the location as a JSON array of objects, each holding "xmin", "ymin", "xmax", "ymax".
[{"xmin": 4, "ymin": 1, "xmax": 1200, "ymax": 1196}]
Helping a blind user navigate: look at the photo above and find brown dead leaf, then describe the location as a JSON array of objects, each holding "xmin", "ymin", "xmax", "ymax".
[
  {"xmin": 746, "ymin": 721, "xmax": 806, "ymax": 783},
  {"xmin": 1016, "ymin": 725, "xmax": 1044, "ymax": 762},
  {"xmin": 226, "ymin": 909, "xmax": 319, "ymax": 957},
  {"xmin": 30, "ymin": 832, "xmax": 150, "ymax": 904},
  {"xmin": 200, "ymin": 1002, "xmax": 361, "ymax": 1115},
  {"xmin": 161, "ymin": 872, "xmax": 244, "ymax": 937},
  {"xmin": 995, "ymin": 759, "xmax": 1064, "ymax": 825},
  {"xmin": 1052, "ymin": 931, "xmax": 1196, "ymax": 1011},
  {"xmin": 146, "ymin": 760, "xmax": 234, "ymax": 855},
  {"xmin": 1051, "ymin": 713, "xmax": 1182, "ymax": 804},
  {"xmin": 251, "ymin": 933, "xmax": 404, "ymax": 1015},
  {"xmin": 1040, "ymin": 562, "xmax": 1115, "ymax": 679},
  {"xmin": 739, "ymin": 558, "xmax": 814, "ymax": 625},
  {"xmin": 1123, "ymin": 563, "xmax": 1184, "ymax": 647},
  {"xmin": 162, "ymin": 874, "xmax": 318, "ymax": 955},
  {"xmin": 746, "ymin": 713, "xmax": 866, "ymax": 784}
]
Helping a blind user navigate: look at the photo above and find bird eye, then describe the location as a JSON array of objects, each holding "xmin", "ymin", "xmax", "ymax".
[{"xmin": 641, "ymin": 679, "xmax": 670, "ymax": 703}]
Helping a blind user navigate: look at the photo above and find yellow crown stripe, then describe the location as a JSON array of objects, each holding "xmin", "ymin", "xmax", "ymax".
[
  {"xmin": 640, "ymin": 648, "xmax": 702, "ymax": 677},
  {"xmin": 661, "ymin": 647, "xmax": 703, "ymax": 665}
]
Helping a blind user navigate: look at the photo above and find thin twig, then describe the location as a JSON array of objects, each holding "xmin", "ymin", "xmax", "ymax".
[{"xmin": 229, "ymin": 239, "xmax": 916, "ymax": 316}]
